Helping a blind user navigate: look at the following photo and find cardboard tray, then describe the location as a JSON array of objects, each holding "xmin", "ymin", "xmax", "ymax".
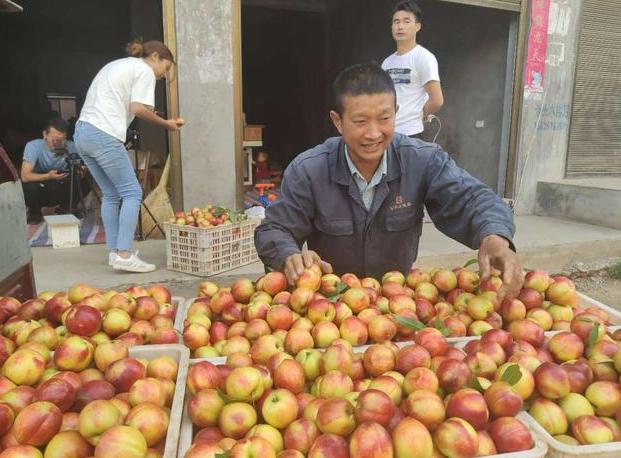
[
  {"xmin": 177, "ymin": 360, "xmax": 546, "ymax": 458},
  {"xmin": 128, "ymin": 344, "xmax": 190, "ymax": 458},
  {"xmin": 522, "ymin": 410, "xmax": 621, "ymax": 458}
]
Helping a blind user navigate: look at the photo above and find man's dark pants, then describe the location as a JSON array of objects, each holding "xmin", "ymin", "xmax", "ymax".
[{"xmin": 22, "ymin": 177, "xmax": 91, "ymax": 220}]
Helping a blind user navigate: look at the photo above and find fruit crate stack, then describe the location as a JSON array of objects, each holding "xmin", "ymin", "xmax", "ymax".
[{"xmin": 165, "ymin": 206, "xmax": 261, "ymax": 277}]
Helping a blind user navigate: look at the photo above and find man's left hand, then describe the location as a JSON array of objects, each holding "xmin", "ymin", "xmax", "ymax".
[{"xmin": 478, "ymin": 234, "xmax": 523, "ymax": 303}]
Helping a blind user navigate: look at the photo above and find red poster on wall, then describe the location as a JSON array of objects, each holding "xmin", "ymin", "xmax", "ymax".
[{"xmin": 524, "ymin": 0, "xmax": 551, "ymax": 92}]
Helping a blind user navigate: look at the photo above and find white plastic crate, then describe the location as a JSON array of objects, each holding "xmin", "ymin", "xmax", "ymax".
[
  {"xmin": 127, "ymin": 344, "xmax": 190, "ymax": 458},
  {"xmin": 165, "ymin": 219, "xmax": 261, "ymax": 277},
  {"xmin": 522, "ymin": 410, "xmax": 621, "ymax": 458},
  {"xmin": 578, "ymin": 292, "xmax": 621, "ymax": 325}
]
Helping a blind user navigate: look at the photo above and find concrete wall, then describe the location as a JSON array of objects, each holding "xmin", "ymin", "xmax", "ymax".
[
  {"xmin": 536, "ymin": 180, "xmax": 621, "ymax": 230},
  {"xmin": 175, "ymin": 0, "xmax": 238, "ymax": 209},
  {"xmin": 513, "ymin": 0, "xmax": 581, "ymax": 214},
  {"xmin": 327, "ymin": 0, "xmax": 513, "ymax": 190}
]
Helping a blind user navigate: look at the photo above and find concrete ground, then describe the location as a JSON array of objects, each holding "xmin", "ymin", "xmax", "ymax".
[{"xmin": 32, "ymin": 215, "xmax": 621, "ymax": 300}]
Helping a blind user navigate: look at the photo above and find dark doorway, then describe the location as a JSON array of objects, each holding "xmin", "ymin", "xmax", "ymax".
[{"xmin": 242, "ymin": 5, "xmax": 328, "ymax": 169}]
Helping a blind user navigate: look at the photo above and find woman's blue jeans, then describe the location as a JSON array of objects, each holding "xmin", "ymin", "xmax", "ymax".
[{"xmin": 74, "ymin": 121, "xmax": 142, "ymax": 252}]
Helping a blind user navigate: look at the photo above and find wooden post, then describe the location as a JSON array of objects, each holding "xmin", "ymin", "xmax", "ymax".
[
  {"xmin": 505, "ymin": 0, "xmax": 529, "ymax": 198},
  {"xmin": 162, "ymin": 0, "xmax": 183, "ymax": 211}
]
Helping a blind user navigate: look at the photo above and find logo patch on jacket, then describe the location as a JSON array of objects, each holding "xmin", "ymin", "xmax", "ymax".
[{"xmin": 390, "ymin": 195, "xmax": 413, "ymax": 211}]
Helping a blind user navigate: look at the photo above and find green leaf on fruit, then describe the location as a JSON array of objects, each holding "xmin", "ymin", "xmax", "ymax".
[
  {"xmin": 215, "ymin": 452, "xmax": 230, "ymax": 458},
  {"xmin": 336, "ymin": 282, "xmax": 349, "ymax": 294},
  {"xmin": 587, "ymin": 323, "xmax": 601, "ymax": 348},
  {"xmin": 431, "ymin": 318, "xmax": 451, "ymax": 337},
  {"xmin": 391, "ymin": 314, "xmax": 425, "ymax": 331},
  {"xmin": 463, "ymin": 258, "xmax": 479, "ymax": 268},
  {"xmin": 470, "ymin": 376, "xmax": 486, "ymax": 394},
  {"xmin": 500, "ymin": 363, "xmax": 522, "ymax": 385}
]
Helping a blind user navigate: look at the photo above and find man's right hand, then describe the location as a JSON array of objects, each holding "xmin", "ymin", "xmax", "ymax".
[
  {"xmin": 284, "ymin": 250, "xmax": 333, "ymax": 285},
  {"xmin": 47, "ymin": 170, "xmax": 68, "ymax": 180}
]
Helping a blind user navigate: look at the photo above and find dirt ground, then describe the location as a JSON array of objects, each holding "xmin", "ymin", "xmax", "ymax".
[{"xmin": 560, "ymin": 258, "xmax": 621, "ymax": 310}]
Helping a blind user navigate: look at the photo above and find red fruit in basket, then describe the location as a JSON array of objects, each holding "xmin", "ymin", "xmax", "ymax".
[
  {"xmin": 186, "ymin": 361, "xmax": 222, "ymax": 395},
  {"xmin": 414, "ymin": 327, "xmax": 448, "ymax": 357},
  {"xmin": 126, "ymin": 403, "xmax": 169, "ymax": 447},
  {"xmin": 572, "ymin": 415, "xmax": 614, "ymax": 445},
  {"xmin": 34, "ymin": 378, "xmax": 76, "ymax": 412},
  {"xmin": 562, "ymin": 360, "xmax": 593, "ymax": 394},
  {"xmin": 0, "ymin": 402, "xmax": 14, "ymax": 436},
  {"xmin": 260, "ymin": 271, "xmax": 288, "ymax": 296},
  {"xmin": 395, "ymin": 345, "xmax": 431, "ymax": 374},
  {"xmin": 150, "ymin": 327, "xmax": 179, "ymax": 344},
  {"xmin": 13, "ymin": 401, "xmax": 62, "ymax": 446},
  {"xmin": 307, "ymin": 433, "xmax": 349, "ymax": 458},
  {"xmin": 147, "ymin": 284, "xmax": 172, "ymax": 305},
  {"xmin": 433, "ymin": 417, "xmax": 478, "ymax": 458},
  {"xmin": 93, "ymin": 425, "xmax": 148, "ymax": 458},
  {"xmin": 133, "ymin": 296, "xmax": 160, "ymax": 321},
  {"xmin": 44, "ymin": 294, "xmax": 72, "ymax": 324},
  {"xmin": 354, "ymin": 389, "xmax": 394, "ymax": 426},
  {"xmin": 508, "ymin": 319, "xmax": 544, "ymax": 347},
  {"xmin": 484, "ymin": 381, "xmax": 523, "ymax": 418},
  {"xmin": 489, "ymin": 417, "xmax": 533, "ymax": 453},
  {"xmin": 446, "ymin": 388, "xmax": 490, "ymax": 431},
  {"xmin": 105, "ymin": 358, "xmax": 146, "ymax": 393},
  {"xmin": 436, "ymin": 359, "xmax": 472, "ymax": 393},
  {"xmin": 517, "ymin": 288, "xmax": 543, "ymax": 310},
  {"xmin": 534, "ymin": 362, "xmax": 570, "ymax": 400},
  {"xmin": 210, "ymin": 290, "xmax": 235, "ymax": 315},
  {"xmin": 209, "ymin": 321, "xmax": 229, "ymax": 345},
  {"xmin": 349, "ymin": 422, "xmax": 394, "ymax": 458},
  {"xmin": 230, "ymin": 278, "xmax": 255, "ymax": 304},
  {"xmin": 193, "ymin": 426, "xmax": 224, "ymax": 445},
  {"xmin": 183, "ymin": 324, "xmax": 210, "ymax": 351},
  {"xmin": 115, "ymin": 332, "xmax": 143, "ymax": 346},
  {"xmin": 74, "ymin": 380, "xmax": 116, "ymax": 410},
  {"xmin": 53, "ymin": 336, "xmax": 94, "ymax": 372},
  {"xmin": 42, "ymin": 430, "xmax": 94, "ymax": 458},
  {"xmin": 18, "ymin": 299, "xmax": 45, "ymax": 321},
  {"xmin": 0, "ymin": 337, "xmax": 15, "ymax": 367}
]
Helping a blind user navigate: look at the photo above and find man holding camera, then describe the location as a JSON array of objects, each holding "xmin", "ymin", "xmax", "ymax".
[{"xmin": 21, "ymin": 117, "xmax": 90, "ymax": 224}]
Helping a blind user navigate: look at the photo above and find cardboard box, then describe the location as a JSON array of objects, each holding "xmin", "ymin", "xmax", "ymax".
[{"xmin": 244, "ymin": 124, "xmax": 265, "ymax": 141}]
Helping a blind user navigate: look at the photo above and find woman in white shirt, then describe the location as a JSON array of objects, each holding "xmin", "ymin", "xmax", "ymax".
[{"xmin": 74, "ymin": 40, "xmax": 183, "ymax": 272}]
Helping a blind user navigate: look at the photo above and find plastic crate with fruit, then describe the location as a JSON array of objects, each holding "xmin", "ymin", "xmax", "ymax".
[{"xmin": 165, "ymin": 218, "xmax": 261, "ymax": 277}]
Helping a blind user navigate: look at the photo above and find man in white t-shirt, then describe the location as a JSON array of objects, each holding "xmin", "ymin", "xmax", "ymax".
[{"xmin": 382, "ymin": 1, "xmax": 444, "ymax": 137}]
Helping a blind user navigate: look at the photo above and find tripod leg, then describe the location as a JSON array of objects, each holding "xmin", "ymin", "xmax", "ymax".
[
  {"xmin": 68, "ymin": 165, "xmax": 75, "ymax": 214},
  {"xmin": 75, "ymin": 176, "xmax": 86, "ymax": 215}
]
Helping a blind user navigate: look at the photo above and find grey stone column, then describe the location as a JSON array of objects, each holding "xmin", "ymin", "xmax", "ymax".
[{"xmin": 175, "ymin": 0, "xmax": 240, "ymax": 210}]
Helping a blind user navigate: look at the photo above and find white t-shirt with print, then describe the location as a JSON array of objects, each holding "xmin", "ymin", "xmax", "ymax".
[
  {"xmin": 382, "ymin": 45, "xmax": 440, "ymax": 136},
  {"xmin": 79, "ymin": 57, "xmax": 156, "ymax": 142}
]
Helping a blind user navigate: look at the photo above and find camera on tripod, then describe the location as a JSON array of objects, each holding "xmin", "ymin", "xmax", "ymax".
[
  {"xmin": 64, "ymin": 152, "xmax": 83, "ymax": 167},
  {"xmin": 125, "ymin": 128, "xmax": 140, "ymax": 150},
  {"xmin": 51, "ymin": 138, "xmax": 83, "ymax": 168},
  {"xmin": 51, "ymin": 138, "xmax": 86, "ymax": 216}
]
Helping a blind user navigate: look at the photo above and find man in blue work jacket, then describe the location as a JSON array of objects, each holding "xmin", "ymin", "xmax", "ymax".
[{"xmin": 254, "ymin": 62, "xmax": 522, "ymax": 301}]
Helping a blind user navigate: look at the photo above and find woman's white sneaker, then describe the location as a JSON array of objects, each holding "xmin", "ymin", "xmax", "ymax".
[
  {"xmin": 108, "ymin": 252, "xmax": 117, "ymax": 266},
  {"xmin": 111, "ymin": 251, "xmax": 156, "ymax": 273}
]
